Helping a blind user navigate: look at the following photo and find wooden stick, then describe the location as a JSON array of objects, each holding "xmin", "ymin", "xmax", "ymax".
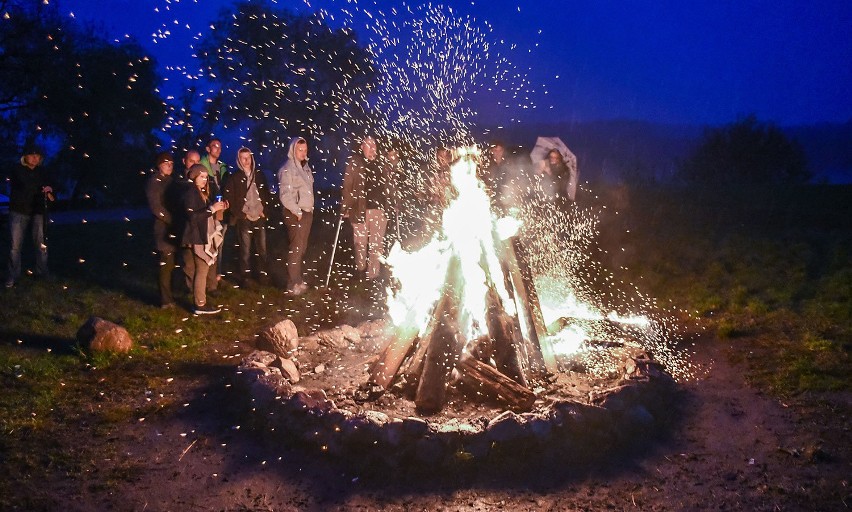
[{"xmin": 458, "ymin": 356, "xmax": 536, "ymax": 412}]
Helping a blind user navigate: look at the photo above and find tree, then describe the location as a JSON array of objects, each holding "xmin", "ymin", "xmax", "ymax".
[
  {"xmin": 194, "ymin": 1, "xmax": 378, "ymax": 161},
  {"xmin": 0, "ymin": 0, "xmax": 166, "ymax": 204},
  {"xmin": 680, "ymin": 115, "xmax": 810, "ymax": 184}
]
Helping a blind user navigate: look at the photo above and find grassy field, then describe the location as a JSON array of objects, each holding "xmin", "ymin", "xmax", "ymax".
[{"xmin": 0, "ymin": 184, "xmax": 850, "ymax": 507}]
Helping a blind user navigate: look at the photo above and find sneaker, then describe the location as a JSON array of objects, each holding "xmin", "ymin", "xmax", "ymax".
[
  {"xmin": 160, "ymin": 302, "xmax": 176, "ymax": 310},
  {"xmin": 287, "ymin": 282, "xmax": 309, "ymax": 296},
  {"xmin": 4, "ymin": 280, "xmax": 13, "ymax": 289},
  {"xmin": 193, "ymin": 303, "xmax": 221, "ymax": 315}
]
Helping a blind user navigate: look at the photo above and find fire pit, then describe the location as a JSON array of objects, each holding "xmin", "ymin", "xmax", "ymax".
[{"xmin": 235, "ymin": 148, "xmax": 684, "ymax": 468}]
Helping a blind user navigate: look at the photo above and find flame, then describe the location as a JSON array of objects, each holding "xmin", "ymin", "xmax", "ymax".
[
  {"xmin": 386, "ymin": 147, "xmax": 514, "ymax": 342},
  {"xmin": 384, "ymin": 146, "xmax": 689, "ymax": 379}
]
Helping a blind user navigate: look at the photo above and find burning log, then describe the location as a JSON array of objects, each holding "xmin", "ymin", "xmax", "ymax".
[
  {"xmin": 484, "ymin": 286, "xmax": 528, "ymax": 387},
  {"xmin": 502, "ymin": 237, "xmax": 558, "ymax": 374},
  {"xmin": 457, "ymin": 356, "xmax": 536, "ymax": 412}
]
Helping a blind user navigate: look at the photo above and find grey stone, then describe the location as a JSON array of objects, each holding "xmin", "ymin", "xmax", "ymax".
[
  {"xmin": 276, "ymin": 357, "xmax": 300, "ymax": 383},
  {"xmin": 77, "ymin": 316, "xmax": 133, "ymax": 353},
  {"xmin": 242, "ymin": 350, "xmax": 277, "ymax": 367},
  {"xmin": 486, "ymin": 411, "xmax": 525, "ymax": 443},
  {"xmin": 257, "ymin": 319, "xmax": 299, "ymax": 357}
]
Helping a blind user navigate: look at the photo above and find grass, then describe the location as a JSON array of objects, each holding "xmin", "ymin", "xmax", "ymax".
[{"xmin": 604, "ymin": 183, "xmax": 852, "ymax": 395}]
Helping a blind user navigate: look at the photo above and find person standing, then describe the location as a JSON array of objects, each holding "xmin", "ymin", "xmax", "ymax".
[
  {"xmin": 341, "ymin": 136, "xmax": 394, "ymax": 281},
  {"xmin": 180, "ymin": 164, "xmax": 227, "ymax": 314},
  {"xmin": 5, "ymin": 144, "xmax": 54, "ymax": 288},
  {"xmin": 199, "ymin": 138, "xmax": 230, "ymax": 281},
  {"xmin": 145, "ymin": 152, "xmax": 179, "ymax": 308},
  {"xmin": 223, "ymin": 147, "xmax": 273, "ymax": 288},
  {"xmin": 277, "ymin": 137, "xmax": 314, "ymax": 295}
]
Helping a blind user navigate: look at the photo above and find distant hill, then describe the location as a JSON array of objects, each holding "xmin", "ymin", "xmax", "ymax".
[{"xmin": 483, "ymin": 119, "xmax": 852, "ymax": 184}]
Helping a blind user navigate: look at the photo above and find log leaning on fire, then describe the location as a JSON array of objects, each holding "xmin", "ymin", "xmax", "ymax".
[{"xmin": 457, "ymin": 356, "xmax": 536, "ymax": 412}]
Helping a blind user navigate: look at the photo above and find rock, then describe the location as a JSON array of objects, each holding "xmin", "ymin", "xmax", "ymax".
[
  {"xmin": 317, "ymin": 328, "xmax": 350, "ymax": 350},
  {"xmin": 414, "ymin": 436, "xmax": 446, "ymax": 466},
  {"xmin": 299, "ymin": 335, "xmax": 321, "ymax": 351},
  {"xmin": 522, "ymin": 413, "xmax": 553, "ymax": 440},
  {"xmin": 242, "ymin": 350, "xmax": 277, "ymax": 368},
  {"xmin": 623, "ymin": 404, "xmax": 655, "ymax": 428},
  {"xmin": 257, "ymin": 319, "xmax": 299, "ymax": 357},
  {"xmin": 76, "ymin": 316, "xmax": 133, "ymax": 353},
  {"xmin": 275, "ymin": 357, "xmax": 300, "ymax": 383},
  {"xmin": 486, "ymin": 411, "xmax": 525, "ymax": 443},
  {"xmin": 249, "ymin": 369, "xmax": 291, "ymax": 407},
  {"xmin": 314, "ymin": 363, "xmax": 326, "ymax": 374},
  {"xmin": 402, "ymin": 416, "xmax": 430, "ymax": 438},
  {"xmin": 339, "ymin": 324, "xmax": 361, "ymax": 345}
]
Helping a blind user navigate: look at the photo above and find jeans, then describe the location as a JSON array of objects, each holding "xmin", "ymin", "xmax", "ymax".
[
  {"xmin": 157, "ymin": 250, "xmax": 176, "ymax": 306},
  {"xmin": 235, "ymin": 218, "xmax": 268, "ymax": 282},
  {"xmin": 7, "ymin": 211, "xmax": 48, "ymax": 282},
  {"xmin": 351, "ymin": 208, "xmax": 388, "ymax": 279},
  {"xmin": 284, "ymin": 210, "xmax": 312, "ymax": 288}
]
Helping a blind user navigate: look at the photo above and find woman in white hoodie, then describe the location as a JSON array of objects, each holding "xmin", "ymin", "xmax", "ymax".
[{"xmin": 277, "ymin": 137, "xmax": 314, "ymax": 295}]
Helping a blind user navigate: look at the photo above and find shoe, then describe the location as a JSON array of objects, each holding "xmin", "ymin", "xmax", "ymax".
[
  {"xmin": 193, "ymin": 303, "xmax": 221, "ymax": 315},
  {"xmin": 160, "ymin": 302, "xmax": 176, "ymax": 310},
  {"xmin": 4, "ymin": 280, "xmax": 13, "ymax": 289},
  {"xmin": 287, "ymin": 282, "xmax": 308, "ymax": 296}
]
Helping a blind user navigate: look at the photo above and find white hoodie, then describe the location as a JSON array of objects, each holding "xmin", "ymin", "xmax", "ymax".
[{"xmin": 277, "ymin": 137, "xmax": 314, "ymax": 216}]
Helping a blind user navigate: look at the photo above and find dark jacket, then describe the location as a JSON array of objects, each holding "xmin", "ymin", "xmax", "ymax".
[
  {"xmin": 179, "ymin": 186, "xmax": 214, "ymax": 246},
  {"xmin": 145, "ymin": 171, "xmax": 178, "ymax": 252},
  {"xmin": 223, "ymin": 151, "xmax": 274, "ymax": 225},
  {"xmin": 9, "ymin": 163, "xmax": 51, "ymax": 215}
]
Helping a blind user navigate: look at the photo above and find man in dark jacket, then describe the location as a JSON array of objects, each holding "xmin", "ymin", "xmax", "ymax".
[
  {"xmin": 145, "ymin": 152, "xmax": 179, "ymax": 308},
  {"xmin": 5, "ymin": 145, "xmax": 54, "ymax": 288},
  {"xmin": 223, "ymin": 147, "xmax": 273, "ymax": 287}
]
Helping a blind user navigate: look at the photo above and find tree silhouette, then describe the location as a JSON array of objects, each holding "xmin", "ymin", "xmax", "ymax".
[
  {"xmin": 0, "ymin": 0, "xmax": 165, "ymax": 204},
  {"xmin": 194, "ymin": 1, "xmax": 378, "ymax": 161},
  {"xmin": 680, "ymin": 115, "xmax": 810, "ymax": 184}
]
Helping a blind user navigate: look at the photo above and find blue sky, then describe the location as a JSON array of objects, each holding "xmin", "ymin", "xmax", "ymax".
[{"xmin": 61, "ymin": 0, "xmax": 852, "ymax": 127}]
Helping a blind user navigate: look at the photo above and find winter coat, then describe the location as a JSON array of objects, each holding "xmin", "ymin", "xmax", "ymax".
[
  {"xmin": 223, "ymin": 149, "xmax": 274, "ymax": 225},
  {"xmin": 8, "ymin": 162, "xmax": 51, "ymax": 215},
  {"xmin": 145, "ymin": 171, "xmax": 178, "ymax": 252},
  {"xmin": 179, "ymin": 186, "xmax": 215, "ymax": 246}
]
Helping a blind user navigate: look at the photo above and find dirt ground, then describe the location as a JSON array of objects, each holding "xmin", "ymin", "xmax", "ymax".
[{"xmin": 35, "ymin": 332, "xmax": 845, "ymax": 512}]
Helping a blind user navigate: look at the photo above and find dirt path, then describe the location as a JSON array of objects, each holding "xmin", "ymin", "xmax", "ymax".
[{"xmin": 60, "ymin": 337, "xmax": 848, "ymax": 511}]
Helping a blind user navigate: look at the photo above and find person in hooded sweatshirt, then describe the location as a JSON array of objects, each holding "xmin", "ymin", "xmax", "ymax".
[
  {"xmin": 277, "ymin": 137, "xmax": 314, "ymax": 295},
  {"xmin": 222, "ymin": 147, "xmax": 273, "ymax": 288}
]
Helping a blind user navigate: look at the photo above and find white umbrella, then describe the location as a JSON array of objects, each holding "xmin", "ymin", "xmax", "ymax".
[{"xmin": 529, "ymin": 136, "xmax": 579, "ymax": 201}]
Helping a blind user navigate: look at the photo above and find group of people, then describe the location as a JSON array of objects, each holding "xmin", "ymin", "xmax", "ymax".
[
  {"xmin": 146, "ymin": 138, "xmax": 289, "ymax": 314},
  {"xmin": 147, "ymin": 135, "xmax": 410, "ymax": 315},
  {"xmin": 4, "ymin": 136, "xmax": 574, "ymax": 314}
]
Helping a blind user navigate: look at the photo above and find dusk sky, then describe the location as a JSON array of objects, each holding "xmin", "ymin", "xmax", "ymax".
[{"xmin": 61, "ymin": 0, "xmax": 852, "ymax": 127}]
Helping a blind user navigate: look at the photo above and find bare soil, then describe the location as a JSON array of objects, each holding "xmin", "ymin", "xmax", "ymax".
[{"xmin": 34, "ymin": 333, "xmax": 850, "ymax": 512}]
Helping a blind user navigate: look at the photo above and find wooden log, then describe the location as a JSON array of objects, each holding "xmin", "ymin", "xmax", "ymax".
[
  {"xmin": 484, "ymin": 286, "xmax": 528, "ymax": 387},
  {"xmin": 399, "ymin": 293, "xmax": 451, "ymax": 386},
  {"xmin": 369, "ymin": 328, "xmax": 419, "ymax": 390},
  {"xmin": 458, "ymin": 356, "xmax": 536, "ymax": 412},
  {"xmin": 414, "ymin": 256, "xmax": 464, "ymax": 414},
  {"xmin": 502, "ymin": 236, "xmax": 557, "ymax": 374}
]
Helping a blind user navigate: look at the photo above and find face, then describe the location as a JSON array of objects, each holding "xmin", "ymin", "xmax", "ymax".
[
  {"xmin": 184, "ymin": 151, "xmax": 200, "ymax": 170},
  {"xmin": 206, "ymin": 140, "xmax": 222, "ymax": 160},
  {"xmin": 386, "ymin": 149, "xmax": 399, "ymax": 164},
  {"xmin": 548, "ymin": 151, "xmax": 562, "ymax": 165},
  {"xmin": 492, "ymin": 145, "xmax": 505, "ymax": 162},
  {"xmin": 158, "ymin": 160, "xmax": 174, "ymax": 176},
  {"xmin": 361, "ymin": 137, "xmax": 377, "ymax": 160},
  {"xmin": 193, "ymin": 173, "xmax": 208, "ymax": 190},
  {"xmin": 294, "ymin": 141, "xmax": 308, "ymax": 161},
  {"xmin": 23, "ymin": 153, "xmax": 42, "ymax": 168},
  {"xmin": 238, "ymin": 151, "xmax": 253, "ymax": 171}
]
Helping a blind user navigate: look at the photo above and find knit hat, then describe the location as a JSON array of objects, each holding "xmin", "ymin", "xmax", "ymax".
[
  {"xmin": 155, "ymin": 151, "xmax": 174, "ymax": 166},
  {"xmin": 188, "ymin": 163, "xmax": 208, "ymax": 181},
  {"xmin": 22, "ymin": 144, "xmax": 44, "ymax": 157}
]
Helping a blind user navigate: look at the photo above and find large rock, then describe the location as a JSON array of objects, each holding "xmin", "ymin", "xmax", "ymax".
[
  {"xmin": 275, "ymin": 356, "xmax": 301, "ymax": 384},
  {"xmin": 76, "ymin": 316, "xmax": 133, "ymax": 353},
  {"xmin": 257, "ymin": 319, "xmax": 299, "ymax": 357}
]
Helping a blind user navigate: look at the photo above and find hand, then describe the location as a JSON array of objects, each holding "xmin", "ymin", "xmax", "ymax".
[{"xmin": 211, "ymin": 200, "xmax": 226, "ymax": 212}]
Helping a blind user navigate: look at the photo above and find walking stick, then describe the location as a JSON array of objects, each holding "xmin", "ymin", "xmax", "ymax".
[{"xmin": 324, "ymin": 215, "xmax": 345, "ymax": 288}]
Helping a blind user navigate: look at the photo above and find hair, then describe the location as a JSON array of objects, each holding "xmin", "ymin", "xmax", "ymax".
[{"xmin": 206, "ymin": 137, "xmax": 222, "ymax": 147}]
